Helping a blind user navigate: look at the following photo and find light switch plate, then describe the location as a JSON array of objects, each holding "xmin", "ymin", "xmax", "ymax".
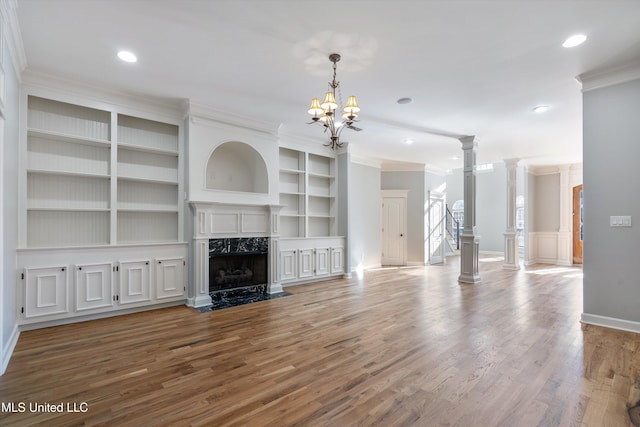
[{"xmin": 610, "ymin": 216, "xmax": 632, "ymax": 227}]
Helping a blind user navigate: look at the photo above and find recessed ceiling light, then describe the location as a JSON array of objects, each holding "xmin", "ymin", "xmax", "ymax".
[
  {"xmin": 117, "ymin": 50, "xmax": 137, "ymax": 63},
  {"xmin": 397, "ymin": 97, "xmax": 413, "ymax": 105},
  {"xmin": 452, "ymin": 156, "xmax": 460, "ymax": 160},
  {"xmin": 403, "ymin": 138, "xmax": 414, "ymax": 145},
  {"xmin": 532, "ymin": 105, "xmax": 550, "ymax": 113},
  {"xmin": 562, "ymin": 34, "xmax": 587, "ymax": 48}
]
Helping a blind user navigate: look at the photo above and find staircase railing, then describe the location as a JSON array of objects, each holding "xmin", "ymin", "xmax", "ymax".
[{"xmin": 445, "ymin": 205, "xmax": 460, "ymax": 250}]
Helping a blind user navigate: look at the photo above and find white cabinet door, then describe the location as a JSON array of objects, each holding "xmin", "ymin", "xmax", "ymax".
[
  {"xmin": 118, "ymin": 260, "xmax": 151, "ymax": 305},
  {"xmin": 280, "ymin": 249, "xmax": 297, "ymax": 282},
  {"xmin": 24, "ymin": 266, "xmax": 69, "ymax": 319},
  {"xmin": 75, "ymin": 263, "xmax": 113, "ymax": 311},
  {"xmin": 315, "ymin": 247, "xmax": 330, "ymax": 276},
  {"xmin": 331, "ymin": 247, "xmax": 344, "ymax": 274},
  {"xmin": 155, "ymin": 258, "xmax": 185, "ymax": 300},
  {"xmin": 298, "ymin": 248, "xmax": 314, "ymax": 279}
]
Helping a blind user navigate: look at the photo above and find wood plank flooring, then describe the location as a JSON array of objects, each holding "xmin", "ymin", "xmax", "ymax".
[{"xmin": 1, "ymin": 256, "xmax": 640, "ymax": 426}]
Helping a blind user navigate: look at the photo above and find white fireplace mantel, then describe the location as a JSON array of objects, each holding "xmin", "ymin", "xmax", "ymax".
[{"xmin": 188, "ymin": 201, "xmax": 284, "ymax": 308}]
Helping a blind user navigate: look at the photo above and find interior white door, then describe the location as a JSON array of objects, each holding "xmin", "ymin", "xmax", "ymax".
[
  {"xmin": 428, "ymin": 191, "xmax": 445, "ymax": 264},
  {"xmin": 382, "ymin": 196, "xmax": 406, "ymax": 265}
]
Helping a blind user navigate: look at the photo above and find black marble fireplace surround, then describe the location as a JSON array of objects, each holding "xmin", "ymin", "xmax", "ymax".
[
  {"xmin": 200, "ymin": 237, "xmax": 288, "ymax": 312},
  {"xmin": 209, "ymin": 237, "xmax": 268, "ymax": 292}
]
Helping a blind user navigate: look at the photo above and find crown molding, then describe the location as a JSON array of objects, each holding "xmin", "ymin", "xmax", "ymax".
[
  {"xmin": 381, "ymin": 161, "xmax": 426, "ymax": 172},
  {"xmin": 0, "ymin": 0, "xmax": 27, "ymax": 78},
  {"xmin": 527, "ymin": 162, "xmax": 582, "ymax": 176},
  {"xmin": 351, "ymin": 155, "xmax": 382, "ymax": 169},
  {"xmin": 22, "ymin": 69, "xmax": 186, "ymax": 122},
  {"xmin": 424, "ymin": 164, "xmax": 448, "ymax": 176},
  {"xmin": 577, "ymin": 58, "xmax": 640, "ymax": 92},
  {"xmin": 277, "ymin": 126, "xmax": 345, "ymax": 157},
  {"xmin": 187, "ymin": 101, "xmax": 279, "ymax": 136}
]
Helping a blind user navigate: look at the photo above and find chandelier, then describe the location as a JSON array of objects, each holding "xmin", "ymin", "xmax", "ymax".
[{"xmin": 307, "ymin": 53, "xmax": 361, "ymax": 150}]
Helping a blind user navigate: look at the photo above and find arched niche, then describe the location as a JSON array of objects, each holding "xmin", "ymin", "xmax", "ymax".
[{"xmin": 205, "ymin": 141, "xmax": 268, "ymax": 193}]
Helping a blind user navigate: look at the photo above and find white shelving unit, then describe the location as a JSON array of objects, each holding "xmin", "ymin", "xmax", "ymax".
[
  {"xmin": 26, "ymin": 96, "xmax": 112, "ymax": 247},
  {"xmin": 24, "ymin": 97, "xmax": 181, "ymax": 248},
  {"xmin": 278, "ymin": 148, "xmax": 336, "ymax": 238},
  {"xmin": 19, "ymin": 93, "xmax": 187, "ymax": 327},
  {"xmin": 116, "ymin": 114, "xmax": 179, "ymax": 244}
]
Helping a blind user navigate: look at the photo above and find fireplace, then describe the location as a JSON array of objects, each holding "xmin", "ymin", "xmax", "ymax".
[{"xmin": 209, "ymin": 237, "xmax": 268, "ymax": 293}]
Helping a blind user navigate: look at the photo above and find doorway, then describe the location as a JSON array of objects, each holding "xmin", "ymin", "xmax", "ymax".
[
  {"xmin": 572, "ymin": 184, "xmax": 583, "ymax": 264},
  {"xmin": 427, "ymin": 191, "xmax": 445, "ymax": 264},
  {"xmin": 381, "ymin": 190, "xmax": 407, "ymax": 266}
]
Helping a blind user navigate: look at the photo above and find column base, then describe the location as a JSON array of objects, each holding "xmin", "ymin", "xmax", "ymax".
[
  {"xmin": 503, "ymin": 231, "xmax": 520, "ymax": 270},
  {"xmin": 187, "ymin": 294, "xmax": 213, "ymax": 308},
  {"xmin": 458, "ymin": 233, "xmax": 481, "ymax": 284},
  {"xmin": 268, "ymin": 283, "xmax": 284, "ymax": 294}
]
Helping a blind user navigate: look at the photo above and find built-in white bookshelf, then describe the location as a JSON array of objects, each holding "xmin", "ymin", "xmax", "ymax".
[
  {"xmin": 278, "ymin": 148, "xmax": 336, "ymax": 238},
  {"xmin": 25, "ymin": 96, "xmax": 180, "ymax": 248}
]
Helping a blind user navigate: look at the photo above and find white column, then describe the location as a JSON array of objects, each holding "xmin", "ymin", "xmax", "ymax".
[
  {"xmin": 503, "ymin": 158, "xmax": 520, "ymax": 270},
  {"xmin": 557, "ymin": 165, "xmax": 572, "ymax": 265},
  {"xmin": 458, "ymin": 136, "xmax": 481, "ymax": 284}
]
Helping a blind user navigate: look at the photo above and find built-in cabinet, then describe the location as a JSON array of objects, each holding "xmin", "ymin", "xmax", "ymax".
[
  {"xmin": 21, "ymin": 254, "xmax": 186, "ymax": 323},
  {"xmin": 278, "ymin": 146, "xmax": 345, "ymax": 284},
  {"xmin": 18, "ymin": 90, "xmax": 186, "ymax": 326},
  {"xmin": 279, "ymin": 238, "xmax": 344, "ymax": 285}
]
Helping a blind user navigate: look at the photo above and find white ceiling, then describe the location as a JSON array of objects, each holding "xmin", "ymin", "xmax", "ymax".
[{"xmin": 15, "ymin": 0, "xmax": 640, "ymax": 171}]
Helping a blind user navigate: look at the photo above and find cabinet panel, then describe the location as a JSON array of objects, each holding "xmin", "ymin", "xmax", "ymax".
[
  {"xmin": 75, "ymin": 263, "xmax": 113, "ymax": 311},
  {"xmin": 315, "ymin": 247, "xmax": 330, "ymax": 276},
  {"xmin": 155, "ymin": 258, "xmax": 185, "ymax": 300},
  {"xmin": 280, "ymin": 250, "xmax": 297, "ymax": 282},
  {"xmin": 24, "ymin": 266, "xmax": 69, "ymax": 319},
  {"xmin": 331, "ymin": 247, "xmax": 345, "ymax": 274},
  {"xmin": 118, "ymin": 261, "xmax": 151, "ymax": 305},
  {"xmin": 298, "ymin": 249, "xmax": 314, "ymax": 279}
]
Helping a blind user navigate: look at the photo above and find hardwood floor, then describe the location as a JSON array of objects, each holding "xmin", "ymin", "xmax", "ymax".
[{"xmin": 1, "ymin": 256, "xmax": 639, "ymax": 426}]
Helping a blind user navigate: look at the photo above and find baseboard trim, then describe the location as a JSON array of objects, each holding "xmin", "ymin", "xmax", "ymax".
[
  {"xmin": 1, "ymin": 324, "xmax": 20, "ymax": 376},
  {"xmin": 19, "ymin": 301, "xmax": 186, "ymax": 331},
  {"xmin": 581, "ymin": 313, "xmax": 640, "ymax": 334}
]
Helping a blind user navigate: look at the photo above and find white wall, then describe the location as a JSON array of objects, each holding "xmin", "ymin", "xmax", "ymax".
[
  {"xmin": 532, "ymin": 173, "xmax": 560, "ymax": 232},
  {"xmin": 1, "ymin": 7, "xmax": 22, "ymax": 374},
  {"xmin": 582, "ymin": 77, "xmax": 640, "ymax": 330},
  {"xmin": 477, "ymin": 164, "xmax": 506, "ymax": 252},
  {"xmin": 350, "ymin": 162, "xmax": 381, "ymax": 270}
]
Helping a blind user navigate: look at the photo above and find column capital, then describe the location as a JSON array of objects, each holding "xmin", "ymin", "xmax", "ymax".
[
  {"xmin": 503, "ymin": 158, "xmax": 520, "ymax": 167},
  {"xmin": 459, "ymin": 135, "xmax": 477, "ymax": 150}
]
